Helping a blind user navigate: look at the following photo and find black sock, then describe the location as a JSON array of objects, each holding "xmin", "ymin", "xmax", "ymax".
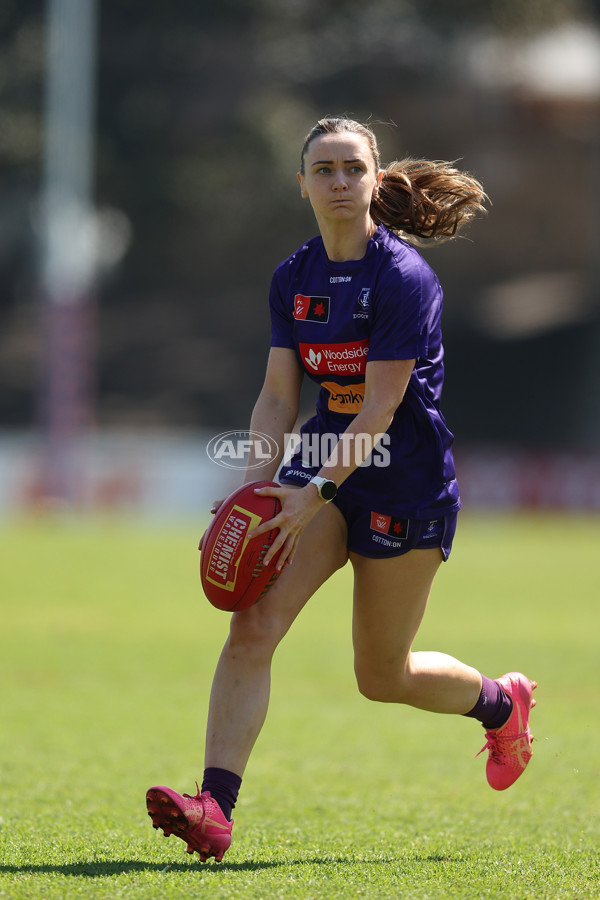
[
  {"xmin": 201, "ymin": 767, "xmax": 242, "ymax": 821},
  {"xmin": 464, "ymin": 674, "xmax": 513, "ymax": 730}
]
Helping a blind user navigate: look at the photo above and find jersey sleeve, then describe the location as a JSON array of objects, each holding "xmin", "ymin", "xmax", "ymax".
[
  {"xmin": 367, "ymin": 255, "xmax": 442, "ymax": 361},
  {"xmin": 268, "ymin": 266, "xmax": 295, "ymax": 349}
]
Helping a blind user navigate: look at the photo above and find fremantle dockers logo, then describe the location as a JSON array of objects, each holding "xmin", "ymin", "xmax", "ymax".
[{"xmin": 294, "ymin": 295, "xmax": 330, "ymax": 323}]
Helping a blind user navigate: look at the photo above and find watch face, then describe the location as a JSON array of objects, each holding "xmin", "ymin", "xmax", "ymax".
[{"xmin": 320, "ymin": 480, "xmax": 337, "ymax": 501}]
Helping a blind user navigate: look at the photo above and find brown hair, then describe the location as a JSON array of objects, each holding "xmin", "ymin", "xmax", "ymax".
[{"xmin": 300, "ymin": 117, "xmax": 488, "ymax": 245}]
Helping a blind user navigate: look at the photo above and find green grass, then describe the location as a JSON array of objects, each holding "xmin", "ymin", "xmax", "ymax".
[{"xmin": 0, "ymin": 512, "xmax": 599, "ymax": 899}]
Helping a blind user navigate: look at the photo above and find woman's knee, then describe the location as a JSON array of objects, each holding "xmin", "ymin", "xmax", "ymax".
[
  {"xmin": 227, "ymin": 604, "xmax": 284, "ymax": 661},
  {"xmin": 354, "ymin": 660, "xmax": 411, "ymax": 704}
]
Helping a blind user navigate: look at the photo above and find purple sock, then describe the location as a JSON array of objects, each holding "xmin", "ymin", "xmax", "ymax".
[
  {"xmin": 201, "ymin": 767, "xmax": 242, "ymax": 821},
  {"xmin": 464, "ymin": 675, "xmax": 513, "ymax": 730}
]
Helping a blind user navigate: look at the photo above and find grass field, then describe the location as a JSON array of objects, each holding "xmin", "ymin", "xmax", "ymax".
[{"xmin": 0, "ymin": 512, "xmax": 599, "ymax": 899}]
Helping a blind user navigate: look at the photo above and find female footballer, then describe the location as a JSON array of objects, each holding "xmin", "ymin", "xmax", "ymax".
[{"xmin": 146, "ymin": 117, "xmax": 537, "ymax": 862}]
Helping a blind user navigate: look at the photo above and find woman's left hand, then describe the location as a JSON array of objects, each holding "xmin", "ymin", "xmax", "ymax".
[{"xmin": 248, "ymin": 482, "xmax": 324, "ymax": 570}]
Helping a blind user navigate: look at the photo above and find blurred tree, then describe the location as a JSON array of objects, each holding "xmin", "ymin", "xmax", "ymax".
[{"xmin": 0, "ymin": 0, "xmax": 598, "ymax": 444}]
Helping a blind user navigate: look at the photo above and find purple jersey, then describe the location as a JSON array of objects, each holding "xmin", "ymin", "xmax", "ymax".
[{"xmin": 269, "ymin": 224, "xmax": 460, "ymax": 518}]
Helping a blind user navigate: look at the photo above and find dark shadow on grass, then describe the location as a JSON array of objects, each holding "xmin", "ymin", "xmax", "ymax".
[
  {"xmin": 0, "ymin": 860, "xmax": 286, "ymax": 877},
  {"xmin": 0, "ymin": 852, "xmax": 469, "ymax": 877}
]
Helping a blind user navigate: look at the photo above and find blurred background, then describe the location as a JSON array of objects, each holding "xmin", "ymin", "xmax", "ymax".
[{"xmin": 1, "ymin": 0, "xmax": 600, "ymax": 517}]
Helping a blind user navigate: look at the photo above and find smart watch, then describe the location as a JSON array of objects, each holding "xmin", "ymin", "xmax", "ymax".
[{"xmin": 309, "ymin": 475, "xmax": 338, "ymax": 502}]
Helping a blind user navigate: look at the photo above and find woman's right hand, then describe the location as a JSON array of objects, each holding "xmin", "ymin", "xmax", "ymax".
[{"xmin": 248, "ymin": 482, "xmax": 324, "ymax": 569}]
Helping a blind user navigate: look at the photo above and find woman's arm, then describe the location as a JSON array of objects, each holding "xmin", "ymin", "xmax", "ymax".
[
  {"xmin": 203, "ymin": 347, "xmax": 303, "ymax": 543},
  {"xmin": 313, "ymin": 357, "xmax": 415, "ymax": 487},
  {"xmin": 252, "ymin": 357, "xmax": 415, "ymax": 567},
  {"xmin": 243, "ymin": 347, "xmax": 304, "ymax": 483}
]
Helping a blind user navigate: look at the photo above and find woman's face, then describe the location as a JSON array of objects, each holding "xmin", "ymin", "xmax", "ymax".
[{"xmin": 297, "ymin": 132, "xmax": 381, "ymax": 226}]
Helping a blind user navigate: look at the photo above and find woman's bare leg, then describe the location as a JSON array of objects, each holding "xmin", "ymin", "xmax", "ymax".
[
  {"xmin": 204, "ymin": 501, "xmax": 348, "ymax": 775},
  {"xmin": 351, "ymin": 548, "xmax": 482, "ymax": 712}
]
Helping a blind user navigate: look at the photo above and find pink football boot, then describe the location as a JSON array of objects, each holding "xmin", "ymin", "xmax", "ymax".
[
  {"xmin": 477, "ymin": 672, "xmax": 538, "ymax": 790},
  {"xmin": 146, "ymin": 783, "xmax": 233, "ymax": 862}
]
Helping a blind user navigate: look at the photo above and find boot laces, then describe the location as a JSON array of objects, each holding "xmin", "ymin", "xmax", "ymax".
[
  {"xmin": 476, "ymin": 729, "xmax": 531, "ymax": 763},
  {"xmin": 181, "ymin": 781, "xmax": 208, "ymax": 826}
]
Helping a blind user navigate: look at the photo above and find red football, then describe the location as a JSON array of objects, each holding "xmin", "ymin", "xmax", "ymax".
[{"xmin": 200, "ymin": 481, "xmax": 282, "ymax": 611}]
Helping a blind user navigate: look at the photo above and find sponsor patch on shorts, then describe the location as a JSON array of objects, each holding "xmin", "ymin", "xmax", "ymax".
[{"xmin": 370, "ymin": 512, "xmax": 409, "ymax": 540}]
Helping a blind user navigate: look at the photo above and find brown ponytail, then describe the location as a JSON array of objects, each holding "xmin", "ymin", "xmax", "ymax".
[
  {"xmin": 371, "ymin": 158, "xmax": 488, "ymax": 245},
  {"xmin": 300, "ymin": 118, "xmax": 488, "ymax": 245}
]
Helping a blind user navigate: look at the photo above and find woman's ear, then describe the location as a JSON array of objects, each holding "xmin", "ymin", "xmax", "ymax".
[
  {"xmin": 373, "ymin": 169, "xmax": 383, "ymax": 197},
  {"xmin": 297, "ymin": 171, "xmax": 308, "ymax": 199}
]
